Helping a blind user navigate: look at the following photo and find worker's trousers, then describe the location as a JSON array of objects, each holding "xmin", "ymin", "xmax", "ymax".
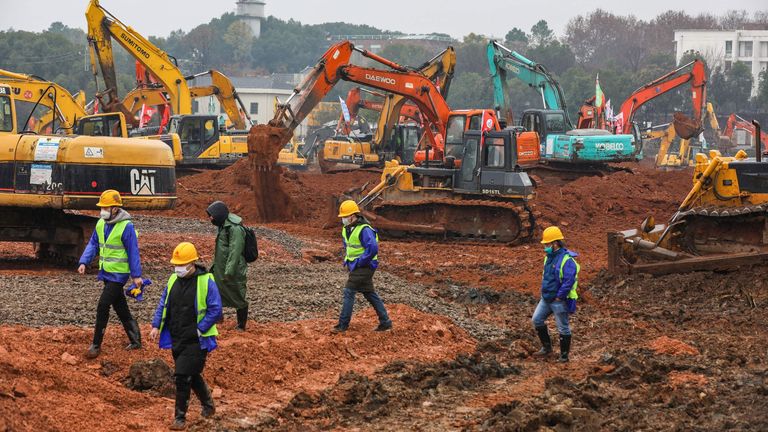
[
  {"xmin": 532, "ymin": 298, "xmax": 571, "ymax": 336},
  {"xmin": 93, "ymin": 280, "xmax": 134, "ymax": 345}
]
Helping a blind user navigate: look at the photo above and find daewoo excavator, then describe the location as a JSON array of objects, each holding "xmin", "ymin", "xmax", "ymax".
[
  {"xmin": 85, "ymin": 0, "xmax": 253, "ymax": 167},
  {"xmin": 608, "ymin": 120, "xmax": 768, "ymax": 275},
  {"xmin": 0, "ymin": 83, "xmax": 176, "ymax": 263},
  {"xmin": 252, "ymin": 40, "xmax": 538, "ymax": 242},
  {"xmin": 488, "ymin": 41, "xmax": 638, "ymax": 173},
  {"xmin": 320, "ymin": 47, "xmax": 458, "ymax": 171}
]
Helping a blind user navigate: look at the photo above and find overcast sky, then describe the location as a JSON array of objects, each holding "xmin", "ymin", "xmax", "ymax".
[{"xmin": 0, "ymin": 0, "xmax": 765, "ymax": 39}]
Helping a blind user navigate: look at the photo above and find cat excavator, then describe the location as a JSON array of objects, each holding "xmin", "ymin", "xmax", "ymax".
[
  {"xmin": 85, "ymin": 0, "xmax": 253, "ymax": 167},
  {"xmin": 608, "ymin": 121, "xmax": 768, "ymax": 275},
  {"xmin": 251, "ymin": 40, "xmax": 538, "ymax": 243},
  {"xmin": 0, "ymin": 83, "xmax": 176, "ymax": 263}
]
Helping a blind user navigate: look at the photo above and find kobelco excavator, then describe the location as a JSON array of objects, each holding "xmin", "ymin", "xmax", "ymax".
[
  {"xmin": 608, "ymin": 121, "xmax": 768, "ymax": 275},
  {"xmin": 251, "ymin": 40, "xmax": 538, "ymax": 243},
  {"xmin": 0, "ymin": 84, "xmax": 176, "ymax": 263}
]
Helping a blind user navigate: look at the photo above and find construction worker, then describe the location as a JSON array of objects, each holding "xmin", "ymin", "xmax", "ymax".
[
  {"xmin": 150, "ymin": 242, "xmax": 221, "ymax": 430},
  {"xmin": 206, "ymin": 201, "xmax": 249, "ymax": 330},
  {"xmin": 333, "ymin": 200, "xmax": 392, "ymax": 333},
  {"xmin": 77, "ymin": 189, "xmax": 143, "ymax": 359},
  {"xmin": 532, "ymin": 226, "xmax": 580, "ymax": 363}
]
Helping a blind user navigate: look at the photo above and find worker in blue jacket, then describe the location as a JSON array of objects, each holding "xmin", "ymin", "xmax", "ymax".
[
  {"xmin": 77, "ymin": 190, "xmax": 144, "ymax": 359},
  {"xmin": 532, "ymin": 226, "xmax": 580, "ymax": 363},
  {"xmin": 332, "ymin": 200, "xmax": 392, "ymax": 333},
  {"xmin": 150, "ymin": 242, "xmax": 222, "ymax": 430}
]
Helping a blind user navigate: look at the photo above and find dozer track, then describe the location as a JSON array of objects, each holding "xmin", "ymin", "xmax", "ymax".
[
  {"xmin": 672, "ymin": 204, "xmax": 768, "ymax": 256},
  {"xmin": 365, "ymin": 197, "xmax": 535, "ymax": 244}
]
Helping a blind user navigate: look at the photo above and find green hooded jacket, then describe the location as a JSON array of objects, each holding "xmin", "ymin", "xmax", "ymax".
[{"xmin": 212, "ymin": 213, "xmax": 248, "ymax": 309}]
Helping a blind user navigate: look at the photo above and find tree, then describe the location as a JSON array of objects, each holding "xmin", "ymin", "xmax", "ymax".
[
  {"xmin": 727, "ymin": 61, "xmax": 754, "ymax": 108},
  {"xmin": 378, "ymin": 44, "xmax": 430, "ymax": 68},
  {"xmin": 529, "ymin": 20, "xmax": 554, "ymax": 48},
  {"xmin": 504, "ymin": 27, "xmax": 528, "ymax": 51},
  {"xmin": 526, "ymin": 41, "xmax": 575, "ymax": 76},
  {"xmin": 756, "ymin": 69, "xmax": 768, "ymax": 107},
  {"xmin": 223, "ymin": 21, "xmax": 254, "ymax": 67},
  {"xmin": 447, "ymin": 72, "xmax": 493, "ymax": 109}
]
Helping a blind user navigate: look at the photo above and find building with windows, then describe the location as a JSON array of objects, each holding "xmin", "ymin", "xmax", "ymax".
[{"xmin": 674, "ymin": 29, "xmax": 768, "ymax": 96}]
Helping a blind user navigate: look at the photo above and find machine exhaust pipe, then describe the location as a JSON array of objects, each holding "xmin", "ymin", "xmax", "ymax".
[{"xmin": 754, "ymin": 120, "xmax": 762, "ymax": 162}]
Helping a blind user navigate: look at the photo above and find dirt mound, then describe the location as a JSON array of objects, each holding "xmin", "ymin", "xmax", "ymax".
[
  {"xmin": 649, "ymin": 336, "xmax": 700, "ymax": 356},
  {"xmin": 124, "ymin": 358, "xmax": 175, "ymax": 397}
]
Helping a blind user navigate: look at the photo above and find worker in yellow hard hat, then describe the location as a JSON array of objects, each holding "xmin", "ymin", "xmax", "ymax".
[
  {"xmin": 77, "ymin": 189, "xmax": 144, "ymax": 359},
  {"xmin": 150, "ymin": 242, "xmax": 222, "ymax": 430},
  {"xmin": 532, "ymin": 226, "xmax": 580, "ymax": 363},
  {"xmin": 332, "ymin": 200, "xmax": 392, "ymax": 333}
]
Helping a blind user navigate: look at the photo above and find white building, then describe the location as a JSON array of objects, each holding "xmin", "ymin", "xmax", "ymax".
[
  {"xmin": 674, "ymin": 29, "xmax": 768, "ymax": 96},
  {"xmin": 236, "ymin": 0, "xmax": 265, "ymax": 38}
]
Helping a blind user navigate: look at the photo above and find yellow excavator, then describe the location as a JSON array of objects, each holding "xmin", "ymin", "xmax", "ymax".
[
  {"xmin": 0, "ymin": 83, "xmax": 176, "ymax": 263},
  {"xmin": 608, "ymin": 120, "xmax": 768, "ymax": 275},
  {"xmin": 648, "ymin": 123, "xmax": 694, "ymax": 170},
  {"xmin": 85, "ymin": 0, "xmax": 253, "ymax": 167}
]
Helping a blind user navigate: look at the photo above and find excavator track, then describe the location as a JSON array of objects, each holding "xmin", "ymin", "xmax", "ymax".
[
  {"xmin": 672, "ymin": 204, "xmax": 768, "ymax": 256},
  {"xmin": 366, "ymin": 197, "xmax": 535, "ymax": 244}
]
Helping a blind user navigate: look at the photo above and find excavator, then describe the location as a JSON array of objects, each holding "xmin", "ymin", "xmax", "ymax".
[
  {"xmin": 608, "ymin": 120, "xmax": 768, "ymax": 275},
  {"xmin": 487, "ymin": 40, "xmax": 639, "ymax": 172},
  {"xmin": 85, "ymin": 0, "xmax": 253, "ymax": 167},
  {"xmin": 650, "ymin": 103, "xmax": 724, "ymax": 170},
  {"xmin": 0, "ymin": 83, "xmax": 176, "ymax": 263},
  {"xmin": 251, "ymin": 40, "xmax": 538, "ymax": 243},
  {"xmin": 722, "ymin": 113, "xmax": 768, "ymax": 155}
]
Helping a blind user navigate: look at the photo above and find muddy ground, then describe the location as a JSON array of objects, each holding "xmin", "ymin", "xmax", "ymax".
[{"xmin": 1, "ymin": 161, "xmax": 767, "ymax": 431}]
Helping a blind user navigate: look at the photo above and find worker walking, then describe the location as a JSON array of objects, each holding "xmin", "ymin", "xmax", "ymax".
[
  {"xmin": 206, "ymin": 201, "xmax": 249, "ymax": 330},
  {"xmin": 332, "ymin": 200, "xmax": 392, "ymax": 333},
  {"xmin": 77, "ymin": 189, "xmax": 143, "ymax": 359},
  {"xmin": 532, "ymin": 226, "xmax": 580, "ymax": 363},
  {"xmin": 150, "ymin": 242, "xmax": 222, "ymax": 430}
]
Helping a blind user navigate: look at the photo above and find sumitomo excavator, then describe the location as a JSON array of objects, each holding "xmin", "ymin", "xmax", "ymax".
[
  {"xmin": 487, "ymin": 40, "xmax": 639, "ymax": 172},
  {"xmin": 250, "ymin": 40, "xmax": 540, "ymax": 243},
  {"xmin": 0, "ymin": 83, "xmax": 176, "ymax": 263},
  {"xmin": 85, "ymin": 0, "xmax": 253, "ymax": 167}
]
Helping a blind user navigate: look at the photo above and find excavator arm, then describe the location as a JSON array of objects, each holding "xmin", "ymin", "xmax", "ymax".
[
  {"xmin": 487, "ymin": 40, "xmax": 571, "ymax": 128},
  {"xmin": 188, "ymin": 70, "xmax": 252, "ymax": 130},
  {"xmin": 86, "ymin": 0, "xmax": 191, "ymax": 119},
  {"xmin": 617, "ymin": 59, "xmax": 707, "ymax": 137}
]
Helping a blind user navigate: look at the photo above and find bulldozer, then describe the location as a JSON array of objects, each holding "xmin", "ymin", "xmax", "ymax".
[{"xmin": 608, "ymin": 120, "xmax": 768, "ymax": 275}]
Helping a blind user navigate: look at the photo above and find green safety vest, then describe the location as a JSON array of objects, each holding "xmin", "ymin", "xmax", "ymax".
[
  {"xmin": 158, "ymin": 273, "xmax": 219, "ymax": 337},
  {"xmin": 543, "ymin": 254, "xmax": 580, "ymax": 300},
  {"xmin": 95, "ymin": 219, "xmax": 131, "ymax": 273},
  {"xmin": 342, "ymin": 223, "xmax": 378, "ymax": 263}
]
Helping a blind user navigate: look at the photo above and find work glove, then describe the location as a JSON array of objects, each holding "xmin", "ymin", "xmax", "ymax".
[{"xmin": 124, "ymin": 278, "xmax": 152, "ymax": 301}]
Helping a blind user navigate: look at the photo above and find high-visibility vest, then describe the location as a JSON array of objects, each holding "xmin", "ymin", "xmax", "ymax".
[
  {"xmin": 543, "ymin": 253, "xmax": 580, "ymax": 300},
  {"xmin": 96, "ymin": 219, "xmax": 130, "ymax": 273},
  {"xmin": 342, "ymin": 223, "xmax": 378, "ymax": 263},
  {"xmin": 158, "ymin": 273, "xmax": 218, "ymax": 337}
]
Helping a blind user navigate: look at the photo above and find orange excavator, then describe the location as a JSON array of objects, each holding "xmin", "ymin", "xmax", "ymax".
[
  {"xmin": 615, "ymin": 60, "xmax": 707, "ymax": 140},
  {"xmin": 251, "ymin": 40, "xmax": 539, "ymax": 242},
  {"xmin": 722, "ymin": 113, "xmax": 768, "ymax": 155}
]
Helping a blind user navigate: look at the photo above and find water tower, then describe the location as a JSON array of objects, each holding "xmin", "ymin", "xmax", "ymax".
[{"xmin": 236, "ymin": 0, "xmax": 265, "ymax": 38}]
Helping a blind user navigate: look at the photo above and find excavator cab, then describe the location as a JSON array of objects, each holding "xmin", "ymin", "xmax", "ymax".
[
  {"xmin": 76, "ymin": 113, "xmax": 128, "ymax": 138},
  {"xmin": 455, "ymin": 130, "xmax": 535, "ymax": 197},
  {"xmin": 168, "ymin": 115, "xmax": 220, "ymax": 161}
]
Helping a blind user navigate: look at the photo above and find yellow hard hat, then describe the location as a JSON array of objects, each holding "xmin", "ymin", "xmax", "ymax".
[
  {"xmin": 541, "ymin": 226, "xmax": 565, "ymax": 244},
  {"xmin": 338, "ymin": 200, "xmax": 360, "ymax": 218},
  {"xmin": 96, "ymin": 189, "xmax": 123, "ymax": 207},
  {"xmin": 170, "ymin": 242, "xmax": 199, "ymax": 265}
]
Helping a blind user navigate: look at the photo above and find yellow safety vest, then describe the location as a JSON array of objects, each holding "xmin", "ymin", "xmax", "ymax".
[
  {"xmin": 158, "ymin": 273, "xmax": 219, "ymax": 337},
  {"xmin": 95, "ymin": 219, "xmax": 130, "ymax": 273},
  {"xmin": 543, "ymin": 254, "xmax": 580, "ymax": 300},
  {"xmin": 342, "ymin": 223, "xmax": 378, "ymax": 263}
]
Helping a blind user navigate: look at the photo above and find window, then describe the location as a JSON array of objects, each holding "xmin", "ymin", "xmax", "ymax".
[
  {"xmin": 761, "ymin": 42, "xmax": 768, "ymax": 57},
  {"xmin": 725, "ymin": 41, "xmax": 733, "ymax": 57},
  {"xmin": 545, "ymin": 113, "xmax": 566, "ymax": 133},
  {"xmin": 220, "ymin": 104, "xmax": 226, "ymax": 114},
  {"xmin": 761, "ymin": 62, "xmax": 768, "ymax": 72},
  {"xmin": 445, "ymin": 115, "xmax": 466, "ymax": 145},
  {"xmin": 468, "ymin": 115, "xmax": 482, "ymax": 130},
  {"xmin": 741, "ymin": 61, "xmax": 752, "ymax": 71},
  {"xmin": 192, "ymin": 100, "xmax": 199, "ymax": 113},
  {"xmin": 0, "ymin": 96, "xmax": 12, "ymax": 132},
  {"xmin": 738, "ymin": 41, "xmax": 753, "ymax": 57},
  {"xmin": 250, "ymin": 102, "xmax": 259, "ymax": 115},
  {"xmin": 484, "ymin": 137, "xmax": 505, "ymax": 168},
  {"xmin": 725, "ymin": 60, "xmax": 732, "ymax": 71}
]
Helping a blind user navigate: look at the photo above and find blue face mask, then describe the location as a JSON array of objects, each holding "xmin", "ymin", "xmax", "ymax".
[{"xmin": 544, "ymin": 246, "xmax": 554, "ymax": 254}]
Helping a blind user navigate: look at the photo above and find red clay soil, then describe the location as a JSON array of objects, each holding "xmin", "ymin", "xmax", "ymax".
[
  {"xmin": 0, "ymin": 304, "xmax": 474, "ymax": 432},
  {"xmin": 648, "ymin": 336, "xmax": 701, "ymax": 356}
]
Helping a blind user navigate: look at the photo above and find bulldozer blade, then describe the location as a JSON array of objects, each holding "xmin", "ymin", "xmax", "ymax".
[
  {"xmin": 673, "ymin": 112, "xmax": 702, "ymax": 140},
  {"xmin": 623, "ymin": 252, "xmax": 768, "ymax": 276}
]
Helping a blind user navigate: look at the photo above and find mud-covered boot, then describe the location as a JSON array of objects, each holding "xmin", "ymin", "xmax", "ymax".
[
  {"xmin": 123, "ymin": 319, "xmax": 142, "ymax": 350},
  {"xmin": 236, "ymin": 306, "xmax": 248, "ymax": 332},
  {"xmin": 170, "ymin": 375, "xmax": 191, "ymax": 430},
  {"xmin": 85, "ymin": 324, "xmax": 106, "ymax": 359},
  {"xmin": 557, "ymin": 334, "xmax": 571, "ymax": 363},
  {"xmin": 191, "ymin": 375, "xmax": 216, "ymax": 418},
  {"xmin": 533, "ymin": 326, "xmax": 552, "ymax": 357}
]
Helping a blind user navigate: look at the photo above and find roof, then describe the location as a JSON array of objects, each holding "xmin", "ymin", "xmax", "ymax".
[{"xmin": 188, "ymin": 75, "xmax": 295, "ymax": 90}]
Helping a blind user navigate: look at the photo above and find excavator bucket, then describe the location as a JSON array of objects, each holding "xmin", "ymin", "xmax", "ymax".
[
  {"xmin": 245, "ymin": 124, "xmax": 297, "ymax": 221},
  {"xmin": 672, "ymin": 112, "xmax": 702, "ymax": 140}
]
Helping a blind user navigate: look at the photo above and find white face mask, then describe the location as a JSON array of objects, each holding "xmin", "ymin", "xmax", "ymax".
[
  {"xmin": 174, "ymin": 265, "xmax": 192, "ymax": 277},
  {"xmin": 342, "ymin": 216, "xmax": 353, "ymax": 226},
  {"xmin": 100, "ymin": 209, "xmax": 112, "ymax": 220}
]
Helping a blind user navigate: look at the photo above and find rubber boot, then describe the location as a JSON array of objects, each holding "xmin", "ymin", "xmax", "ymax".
[
  {"xmin": 85, "ymin": 324, "xmax": 106, "ymax": 359},
  {"xmin": 170, "ymin": 376, "xmax": 191, "ymax": 430},
  {"xmin": 557, "ymin": 334, "xmax": 571, "ymax": 363},
  {"xmin": 533, "ymin": 326, "xmax": 552, "ymax": 357},
  {"xmin": 236, "ymin": 306, "xmax": 248, "ymax": 332},
  {"xmin": 123, "ymin": 319, "xmax": 142, "ymax": 350},
  {"xmin": 191, "ymin": 375, "xmax": 216, "ymax": 418}
]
